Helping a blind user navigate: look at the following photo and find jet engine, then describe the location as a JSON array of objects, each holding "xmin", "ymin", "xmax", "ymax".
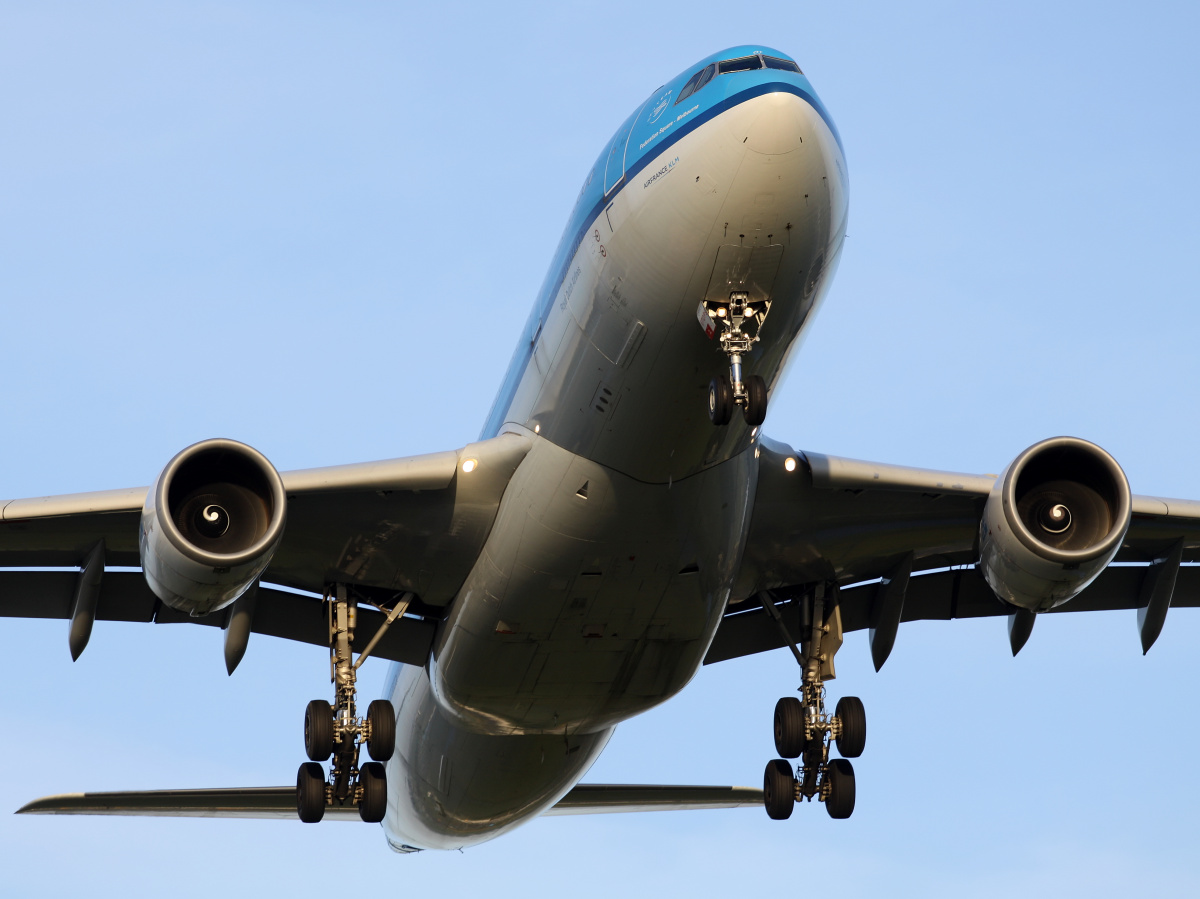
[
  {"xmin": 979, "ymin": 436, "xmax": 1131, "ymax": 611},
  {"xmin": 140, "ymin": 438, "xmax": 286, "ymax": 616}
]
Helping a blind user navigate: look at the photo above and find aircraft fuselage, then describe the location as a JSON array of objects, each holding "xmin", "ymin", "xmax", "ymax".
[{"xmin": 382, "ymin": 46, "xmax": 848, "ymax": 852}]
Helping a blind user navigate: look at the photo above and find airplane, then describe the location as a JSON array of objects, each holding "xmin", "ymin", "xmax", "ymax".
[{"xmin": 4, "ymin": 44, "xmax": 1199, "ymax": 854}]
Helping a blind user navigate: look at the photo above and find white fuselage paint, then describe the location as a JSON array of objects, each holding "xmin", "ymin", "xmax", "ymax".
[{"xmin": 380, "ymin": 89, "xmax": 848, "ymax": 851}]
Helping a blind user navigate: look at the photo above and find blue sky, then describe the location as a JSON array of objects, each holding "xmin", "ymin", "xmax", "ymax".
[{"xmin": 2, "ymin": 1, "xmax": 1199, "ymax": 896}]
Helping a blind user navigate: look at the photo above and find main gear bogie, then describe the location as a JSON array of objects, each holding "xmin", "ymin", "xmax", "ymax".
[
  {"xmin": 294, "ymin": 585, "xmax": 408, "ymax": 823},
  {"xmin": 759, "ymin": 586, "xmax": 868, "ymax": 822}
]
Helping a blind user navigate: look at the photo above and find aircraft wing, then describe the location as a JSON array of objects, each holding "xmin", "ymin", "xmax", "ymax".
[
  {"xmin": 16, "ymin": 784, "xmax": 764, "ymax": 819},
  {"xmin": 712, "ymin": 436, "xmax": 1200, "ymax": 666},
  {"xmin": 0, "ymin": 433, "xmax": 531, "ymax": 666}
]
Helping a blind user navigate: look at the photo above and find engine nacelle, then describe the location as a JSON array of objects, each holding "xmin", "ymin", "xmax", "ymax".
[
  {"xmin": 979, "ymin": 436, "xmax": 1131, "ymax": 611},
  {"xmin": 140, "ymin": 438, "xmax": 286, "ymax": 616}
]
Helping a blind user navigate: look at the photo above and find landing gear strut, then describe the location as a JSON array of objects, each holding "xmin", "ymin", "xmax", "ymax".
[
  {"xmin": 759, "ymin": 585, "xmax": 866, "ymax": 820},
  {"xmin": 699, "ymin": 291, "xmax": 769, "ymax": 427},
  {"xmin": 295, "ymin": 584, "xmax": 405, "ymax": 824}
]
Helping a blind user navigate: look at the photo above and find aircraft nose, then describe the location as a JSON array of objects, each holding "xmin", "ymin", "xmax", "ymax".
[{"xmin": 742, "ymin": 92, "xmax": 811, "ymax": 155}]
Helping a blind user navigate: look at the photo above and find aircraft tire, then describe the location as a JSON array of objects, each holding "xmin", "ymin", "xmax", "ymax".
[
  {"xmin": 773, "ymin": 697, "xmax": 807, "ymax": 758},
  {"xmin": 763, "ymin": 759, "xmax": 795, "ymax": 820},
  {"xmin": 359, "ymin": 762, "xmax": 387, "ymax": 823},
  {"xmin": 743, "ymin": 374, "xmax": 768, "ymax": 426},
  {"xmin": 366, "ymin": 699, "xmax": 396, "ymax": 762},
  {"xmin": 304, "ymin": 699, "xmax": 334, "ymax": 762},
  {"xmin": 296, "ymin": 762, "xmax": 326, "ymax": 823},
  {"xmin": 824, "ymin": 758, "xmax": 855, "ymax": 819},
  {"xmin": 835, "ymin": 696, "xmax": 866, "ymax": 758},
  {"xmin": 708, "ymin": 376, "xmax": 733, "ymax": 426}
]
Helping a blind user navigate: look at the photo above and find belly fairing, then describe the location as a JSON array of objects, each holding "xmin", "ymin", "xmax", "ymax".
[
  {"xmin": 382, "ymin": 663, "xmax": 613, "ymax": 852},
  {"xmin": 428, "ymin": 435, "xmax": 758, "ymax": 736}
]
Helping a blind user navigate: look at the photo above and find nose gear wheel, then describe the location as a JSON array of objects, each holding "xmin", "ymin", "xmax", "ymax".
[
  {"xmin": 698, "ymin": 291, "xmax": 770, "ymax": 426},
  {"xmin": 708, "ymin": 375, "xmax": 734, "ymax": 426}
]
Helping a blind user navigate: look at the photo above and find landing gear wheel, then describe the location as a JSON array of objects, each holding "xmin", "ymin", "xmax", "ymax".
[
  {"xmin": 304, "ymin": 699, "xmax": 334, "ymax": 762},
  {"xmin": 763, "ymin": 759, "xmax": 795, "ymax": 820},
  {"xmin": 708, "ymin": 376, "xmax": 733, "ymax": 426},
  {"xmin": 824, "ymin": 758, "xmax": 855, "ymax": 819},
  {"xmin": 296, "ymin": 762, "xmax": 326, "ymax": 823},
  {"xmin": 743, "ymin": 374, "xmax": 767, "ymax": 426},
  {"xmin": 773, "ymin": 697, "xmax": 807, "ymax": 759},
  {"xmin": 358, "ymin": 761, "xmax": 387, "ymax": 823},
  {"xmin": 366, "ymin": 699, "xmax": 396, "ymax": 762},
  {"xmin": 835, "ymin": 695, "xmax": 866, "ymax": 759}
]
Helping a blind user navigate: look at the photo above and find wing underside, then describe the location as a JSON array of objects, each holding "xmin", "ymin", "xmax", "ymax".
[
  {"xmin": 0, "ymin": 571, "xmax": 435, "ymax": 665},
  {"xmin": 712, "ymin": 438, "xmax": 1200, "ymax": 665},
  {"xmin": 707, "ymin": 563, "xmax": 1200, "ymax": 664},
  {"xmin": 0, "ymin": 433, "xmax": 532, "ymax": 665}
]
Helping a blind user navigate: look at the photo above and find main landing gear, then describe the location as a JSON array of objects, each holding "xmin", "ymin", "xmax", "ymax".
[
  {"xmin": 296, "ymin": 584, "xmax": 406, "ymax": 824},
  {"xmin": 699, "ymin": 291, "xmax": 770, "ymax": 427},
  {"xmin": 758, "ymin": 585, "xmax": 867, "ymax": 821}
]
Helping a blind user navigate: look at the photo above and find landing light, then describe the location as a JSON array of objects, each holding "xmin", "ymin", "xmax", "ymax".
[
  {"xmin": 462, "ymin": 459, "xmax": 478, "ymax": 474},
  {"xmin": 784, "ymin": 457, "xmax": 797, "ymax": 472},
  {"xmin": 717, "ymin": 307, "xmax": 727, "ymax": 318}
]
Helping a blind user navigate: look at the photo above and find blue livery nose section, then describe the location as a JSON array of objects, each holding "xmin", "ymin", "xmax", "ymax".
[
  {"xmin": 609, "ymin": 46, "xmax": 843, "ymax": 197},
  {"xmin": 480, "ymin": 45, "xmax": 843, "ymax": 441}
]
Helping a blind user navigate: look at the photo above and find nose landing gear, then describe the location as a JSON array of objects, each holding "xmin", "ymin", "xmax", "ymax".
[
  {"xmin": 699, "ymin": 292, "xmax": 769, "ymax": 426},
  {"xmin": 758, "ymin": 585, "xmax": 867, "ymax": 820},
  {"xmin": 295, "ymin": 584, "xmax": 405, "ymax": 824}
]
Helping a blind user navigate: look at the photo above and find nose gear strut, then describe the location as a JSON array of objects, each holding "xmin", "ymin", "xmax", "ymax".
[
  {"xmin": 758, "ymin": 584, "xmax": 866, "ymax": 821},
  {"xmin": 296, "ymin": 583, "xmax": 403, "ymax": 824},
  {"xmin": 698, "ymin": 291, "xmax": 769, "ymax": 427}
]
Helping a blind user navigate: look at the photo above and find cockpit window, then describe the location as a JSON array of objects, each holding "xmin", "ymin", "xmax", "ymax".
[
  {"xmin": 676, "ymin": 63, "xmax": 717, "ymax": 105},
  {"xmin": 718, "ymin": 55, "xmax": 763, "ymax": 74},
  {"xmin": 763, "ymin": 55, "xmax": 802, "ymax": 74}
]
